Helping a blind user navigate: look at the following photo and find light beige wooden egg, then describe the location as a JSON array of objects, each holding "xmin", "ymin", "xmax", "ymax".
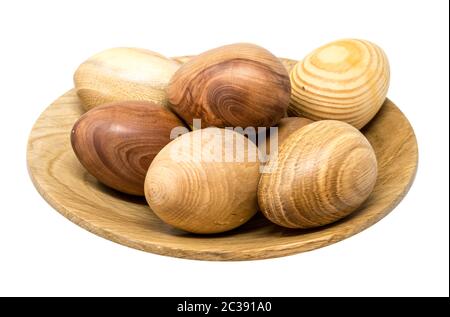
[
  {"xmin": 258, "ymin": 120, "xmax": 378, "ymax": 229},
  {"xmin": 145, "ymin": 128, "xmax": 260, "ymax": 234},
  {"xmin": 74, "ymin": 47, "xmax": 180, "ymax": 111},
  {"xmin": 289, "ymin": 39, "xmax": 390, "ymax": 129}
]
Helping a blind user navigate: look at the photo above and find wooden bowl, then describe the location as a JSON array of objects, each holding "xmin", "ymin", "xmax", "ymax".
[{"xmin": 27, "ymin": 58, "xmax": 418, "ymax": 261}]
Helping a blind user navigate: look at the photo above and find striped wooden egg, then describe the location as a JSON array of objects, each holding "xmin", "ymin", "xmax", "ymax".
[
  {"xmin": 258, "ymin": 120, "xmax": 378, "ymax": 229},
  {"xmin": 289, "ymin": 39, "xmax": 390, "ymax": 129}
]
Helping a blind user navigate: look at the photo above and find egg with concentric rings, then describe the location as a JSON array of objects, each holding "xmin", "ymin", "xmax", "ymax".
[
  {"xmin": 258, "ymin": 120, "xmax": 378, "ymax": 228},
  {"xmin": 167, "ymin": 43, "xmax": 291, "ymax": 128},
  {"xmin": 289, "ymin": 39, "xmax": 390, "ymax": 129},
  {"xmin": 71, "ymin": 101, "xmax": 188, "ymax": 195}
]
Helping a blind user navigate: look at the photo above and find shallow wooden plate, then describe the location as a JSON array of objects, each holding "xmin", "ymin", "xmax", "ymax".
[{"xmin": 27, "ymin": 58, "xmax": 418, "ymax": 261}]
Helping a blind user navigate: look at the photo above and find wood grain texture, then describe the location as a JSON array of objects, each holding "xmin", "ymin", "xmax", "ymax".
[
  {"xmin": 259, "ymin": 120, "xmax": 378, "ymax": 228},
  {"xmin": 168, "ymin": 43, "xmax": 291, "ymax": 128},
  {"xmin": 174, "ymin": 55, "xmax": 298, "ymax": 74},
  {"xmin": 259, "ymin": 117, "xmax": 313, "ymax": 158},
  {"xmin": 145, "ymin": 128, "xmax": 260, "ymax": 234},
  {"xmin": 74, "ymin": 47, "xmax": 181, "ymax": 111},
  {"xmin": 27, "ymin": 58, "xmax": 418, "ymax": 261},
  {"xmin": 71, "ymin": 101, "xmax": 187, "ymax": 196},
  {"xmin": 271, "ymin": 117, "xmax": 313, "ymax": 147},
  {"xmin": 289, "ymin": 39, "xmax": 390, "ymax": 129}
]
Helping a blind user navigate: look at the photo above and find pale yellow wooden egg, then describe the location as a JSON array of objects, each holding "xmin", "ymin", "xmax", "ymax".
[
  {"xmin": 144, "ymin": 128, "xmax": 260, "ymax": 234},
  {"xmin": 289, "ymin": 39, "xmax": 390, "ymax": 129},
  {"xmin": 74, "ymin": 47, "xmax": 181, "ymax": 111}
]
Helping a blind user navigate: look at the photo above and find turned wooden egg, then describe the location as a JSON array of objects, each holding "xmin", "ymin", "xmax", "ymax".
[
  {"xmin": 289, "ymin": 39, "xmax": 390, "ymax": 129},
  {"xmin": 168, "ymin": 43, "xmax": 291, "ymax": 128},
  {"xmin": 71, "ymin": 101, "xmax": 187, "ymax": 195},
  {"xmin": 74, "ymin": 47, "xmax": 180, "ymax": 111},
  {"xmin": 258, "ymin": 120, "xmax": 378, "ymax": 229},
  {"xmin": 145, "ymin": 128, "xmax": 260, "ymax": 234}
]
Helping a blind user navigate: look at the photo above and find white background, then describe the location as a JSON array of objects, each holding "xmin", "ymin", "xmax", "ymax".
[{"xmin": 0, "ymin": 0, "xmax": 448, "ymax": 297}]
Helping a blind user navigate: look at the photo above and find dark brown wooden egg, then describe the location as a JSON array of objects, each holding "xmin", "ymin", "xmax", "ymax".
[
  {"xmin": 71, "ymin": 101, "xmax": 187, "ymax": 195},
  {"xmin": 167, "ymin": 43, "xmax": 291, "ymax": 128}
]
